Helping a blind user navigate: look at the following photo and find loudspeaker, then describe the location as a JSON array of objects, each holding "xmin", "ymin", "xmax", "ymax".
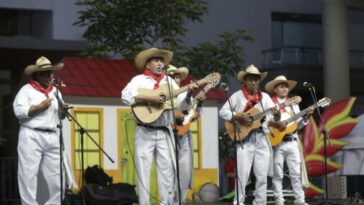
[
  {"xmin": 327, "ymin": 176, "xmax": 347, "ymax": 199},
  {"xmin": 346, "ymin": 175, "xmax": 364, "ymax": 198},
  {"xmin": 83, "ymin": 183, "xmax": 138, "ymax": 205}
]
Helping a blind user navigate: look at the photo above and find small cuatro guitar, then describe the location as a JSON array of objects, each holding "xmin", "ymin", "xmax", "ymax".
[
  {"xmin": 225, "ymin": 96, "xmax": 301, "ymax": 141},
  {"xmin": 268, "ymin": 97, "xmax": 331, "ymax": 146},
  {"xmin": 132, "ymin": 72, "xmax": 221, "ymax": 124},
  {"xmin": 175, "ymin": 77, "xmax": 221, "ymax": 136}
]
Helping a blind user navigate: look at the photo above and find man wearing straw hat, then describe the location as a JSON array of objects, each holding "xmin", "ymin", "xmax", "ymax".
[
  {"xmin": 122, "ymin": 48, "xmax": 195, "ymax": 205},
  {"xmin": 13, "ymin": 56, "xmax": 66, "ymax": 205},
  {"xmin": 265, "ymin": 75, "xmax": 314, "ymax": 205},
  {"xmin": 166, "ymin": 65, "xmax": 206, "ymax": 203},
  {"xmin": 219, "ymin": 64, "xmax": 280, "ymax": 205}
]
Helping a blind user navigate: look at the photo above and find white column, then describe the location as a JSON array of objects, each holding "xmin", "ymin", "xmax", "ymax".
[{"xmin": 323, "ymin": 0, "xmax": 350, "ymax": 102}]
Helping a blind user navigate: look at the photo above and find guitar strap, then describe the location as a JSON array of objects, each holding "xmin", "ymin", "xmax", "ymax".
[{"xmin": 290, "ymin": 104, "xmax": 309, "ymax": 187}]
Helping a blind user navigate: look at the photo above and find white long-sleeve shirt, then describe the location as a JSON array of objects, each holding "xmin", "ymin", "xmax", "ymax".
[
  {"xmin": 13, "ymin": 84, "xmax": 62, "ymax": 130},
  {"xmin": 219, "ymin": 89, "xmax": 276, "ymax": 135},
  {"xmin": 121, "ymin": 74, "xmax": 188, "ymax": 126},
  {"xmin": 273, "ymin": 97, "xmax": 308, "ymax": 136}
]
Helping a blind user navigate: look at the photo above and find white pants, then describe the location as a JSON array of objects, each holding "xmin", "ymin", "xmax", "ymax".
[
  {"xmin": 272, "ymin": 140, "xmax": 305, "ymax": 205},
  {"xmin": 173, "ymin": 133, "xmax": 193, "ymax": 204},
  {"xmin": 234, "ymin": 131, "xmax": 271, "ymax": 205},
  {"xmin": 17, "ymin": 127, "xmax": 63, "ymax": 205},
  {"xmin": 134, "ymin": 126, "xmax": 175, "ymax": 205}
]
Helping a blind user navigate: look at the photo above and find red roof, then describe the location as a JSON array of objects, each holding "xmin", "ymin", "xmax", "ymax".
[{"xmin": 56, "ymin": 57, "xmax": 226, "ymax": 101}]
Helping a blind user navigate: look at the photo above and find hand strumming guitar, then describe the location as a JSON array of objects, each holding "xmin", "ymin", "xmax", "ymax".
[
  {"xmin": 234, "ymin": 112, "xmax": 253, "ymax": 125},
  {"xmin": 268, "ymin": 121, "xmax": 287, "ymax": 131}
]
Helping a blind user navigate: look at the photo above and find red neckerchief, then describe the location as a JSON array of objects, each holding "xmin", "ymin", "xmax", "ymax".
[
  {"xmin": 241, "ymin": 86, "xmax": 262, "ymax": 112},
  {"xmin": 29, "ymin": 80, "xmax": 53, "ymax": 97},
  {"xmin": 272, "ymin": 96, "xmax": 288, "ymax": 112},
  {"xmin": 143, "ymin": 68, "xmax": 165, "ymax": 90}
]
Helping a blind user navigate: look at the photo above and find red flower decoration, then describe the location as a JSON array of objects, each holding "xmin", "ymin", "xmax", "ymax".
[{"xmin": 302, "ymin": 97, "xmax": 358, "ymax": 197}]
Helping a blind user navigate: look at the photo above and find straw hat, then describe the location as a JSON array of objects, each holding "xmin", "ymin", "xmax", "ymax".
[
  {"xmin": 265, "ymin": 75, "xmax": 297, "ymax": 94},
  {"xmin": 237, "ymin": 64, "xmax": 267, "ymax": 83},
  {"xmin": 134, "ymin": 48, "xmax": 173, "ymax": 70},
  {"xmin": 166, "ymin": 65, "xmax": 189, "ymax": 81},
  {"xmin": 24, "ymin": 56, "xmax": 64, "ymax": 76}
]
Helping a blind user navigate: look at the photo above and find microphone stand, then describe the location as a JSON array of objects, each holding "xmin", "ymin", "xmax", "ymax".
[
  {"xmin": 306, "ymin": 85, "xmax": 339, "ymax": 205},
  {"xmin": 54, "ymin": 86, "xmax": 65, "ymax": 205},
  {"xmin": 222, "ymin": 85, "xmax": 241, "ymax": 204},
  {"xmin": 165, "ymin": 70, "xmax": 182, "ymax": 205},
  {"xmin": 53, "ymin": 85, "xmax": 115, "ymax": 205}
]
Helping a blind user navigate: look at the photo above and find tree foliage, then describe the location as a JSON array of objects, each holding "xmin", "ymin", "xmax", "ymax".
[
  {"xmin": 175, "ymin": 29, "xmax": 254, "ymax": 82},
  {"xmin": 74, "ymin": 0, "xmax": 254, "ymax": 81},
  {"xmin": 75, "ymin": 0, "xmax": 208, "ymax": 58}
]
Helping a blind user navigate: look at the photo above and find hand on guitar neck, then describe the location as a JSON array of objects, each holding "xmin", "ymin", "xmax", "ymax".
[{"xmin": 303, "ymin": 105, "xmax": 315, "ymax": 121}]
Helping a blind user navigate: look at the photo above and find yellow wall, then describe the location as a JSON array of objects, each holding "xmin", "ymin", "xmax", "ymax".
[{"xmin": 187, "ymin": 169, "xmax": 219, "ymax": 200}]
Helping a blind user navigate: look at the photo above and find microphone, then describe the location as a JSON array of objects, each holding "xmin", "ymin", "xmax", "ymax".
[
  {"xmin": 52, "ymin": 79, "xmax": 59, "ymax": 85},
  {"xmin": 63, "ymin": 105, "xmax": 73, "ymax": 110},
  {"xmin": 303, "ymin": 82, "xmax": 314, "ymax": 88},
  {"xmin": 218, "ymin": 82, "xmax": 229, "ymax": 91},
  {"xmin": 158, "ymin": 65, "xmax": 168, "ymax": 70},
  {"xmin": 52, "ymin": 78, "xmax": 66, "ymax": 87}
]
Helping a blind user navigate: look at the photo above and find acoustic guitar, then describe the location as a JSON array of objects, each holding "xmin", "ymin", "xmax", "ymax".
[
  {"xmin": 175, "ymin": 78, "xmax": 220, "ymax": 136},
  {"xmin": 225, "ymin": 96, "xmax": 301, "ymax": 141},
  {"xmin": 132, "ymin": 72, "xmax": 221, "ymax": 124},
  {"xmin": 268, "ymin": 97, "xmax": 331, "ymax": 146}
]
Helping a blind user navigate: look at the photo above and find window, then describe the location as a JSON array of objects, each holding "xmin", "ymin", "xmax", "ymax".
[
  {"xmin": 270, "ymin": 12, "xmax": 322, "ymax": 65},
  {"xmin": 0, "ymin": 9, "xmax": 52, "ymax": 38},
  {"xmin": 72, "ymin": 108, "xmax": 103, "ymax": 170},
  {"xmin": 272, "ymin": 12, "xmax": 322, "ymax": 48},
  {"xmin": 190, "ymin": 119, "xmax": 202, "ymax": 169}
]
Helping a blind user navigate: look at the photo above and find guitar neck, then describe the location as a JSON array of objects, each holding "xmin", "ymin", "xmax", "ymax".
[
  {"xmin": 167, "ymin": 78, "xmax": 206, "ymax": 100},
  {"xmin": 252, "ymin": 101, "xmax": 286, "ymax": 121},
  {"xmin": 191, "ymin": 84, "xmax": 214, "ymax": 105},
  {"xmin": 284, "ymin": 104, "xmax": 317, "ymax": 124}
]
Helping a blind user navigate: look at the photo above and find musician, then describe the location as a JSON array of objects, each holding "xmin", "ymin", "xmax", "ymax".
[
  {"xmin": 13, "ymin": 56, "xmax": 66, "ymax": 205},
  {"xmin": 166, "ymin": 65, "xmax": 205, "ymax": 204},
  {"xmin": 121, "ymin": 48, "xmax": 196, "ymax": 205},
  {"xmin": 265, "ymin": 75, "xmax": 314, "ymax": 205},
  {"xmin": 219, "ymin": 65, "xmax": 280, "ymax": 205}
]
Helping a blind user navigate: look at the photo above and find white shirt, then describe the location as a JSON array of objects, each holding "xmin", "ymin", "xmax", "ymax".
[
  {"xmin": 274, "ymin": 97, "xmax": 308, "ymax": 132},
  {"xmin": 219, "ymin": 89, "xmax": 276, "ymax": 135},
  {"xmin": 121, "ymin": 74, "xmax": 188, "ymax": 126},
  {"xmin": 13, "ymin": 84, "xmax": 62, "ymax": 130}
]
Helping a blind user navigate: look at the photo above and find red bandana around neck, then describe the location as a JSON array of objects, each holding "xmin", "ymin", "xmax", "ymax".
[
  {"xmin": 29, "ymin": 80, "xmax": 53, "ymax": 97},
  {"xmin": 272, "ymin": 96, "xmax": 288, "ymax": 112},
  {"xmin": 143, "ymin": 69, "xmax": 165, "ymax": 90},
  {"xmin": 241, "ymin": 86, "xmax": 262, "ymax": 112}
]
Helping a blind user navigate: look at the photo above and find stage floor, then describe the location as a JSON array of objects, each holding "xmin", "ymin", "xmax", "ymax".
[{"xmin": 185, "ymin": 198, "xmax": 364, "ymax": 204}]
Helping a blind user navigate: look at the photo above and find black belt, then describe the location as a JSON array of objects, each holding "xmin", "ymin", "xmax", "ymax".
[
  {"xmin": 282, "ymin": 137, "xmax": 297, "ymax": 142},
  {"xmin": 33, "ymin": 128, "xmax": 57, "ymax": 133},
  {"xmin": 137, "ymin": 124, "xmax": 169, "ymax": 131}
]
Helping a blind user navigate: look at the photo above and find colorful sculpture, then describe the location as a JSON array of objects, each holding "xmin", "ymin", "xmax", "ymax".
[{"xmin": 302, "ymin": 97, "xmax": 359, "ymax": 197}]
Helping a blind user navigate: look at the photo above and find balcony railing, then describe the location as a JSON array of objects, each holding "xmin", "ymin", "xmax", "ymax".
[
  {"xmin": 0, "ymin": 157, "xmax": 20, "ymax": 204},
  {"xmin": 262, "ymin": 46, "xmax": 364, "ymax": 69}
]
